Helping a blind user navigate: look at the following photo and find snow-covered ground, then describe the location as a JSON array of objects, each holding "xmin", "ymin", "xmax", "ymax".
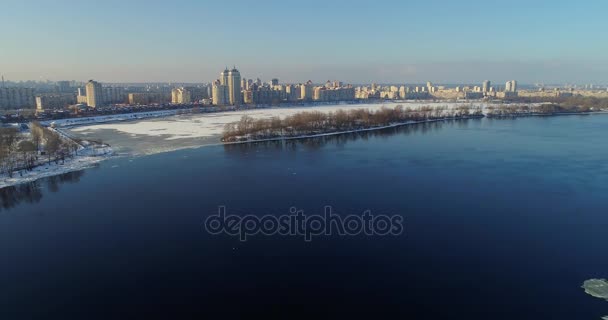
[
  {"xmin": 0, "ymin": 146, "xmax": 112, "ymax": 189},
  {"xmin": 70, "ymin": 101, "xmax": 488, "ymax": 142},
  {"xmin": 0, "ymin": 101, "xmax": 532, "ymax": 188},
  {"xmin": 43, "ymin": 109, "xmax": 184, "ymax": 128}
]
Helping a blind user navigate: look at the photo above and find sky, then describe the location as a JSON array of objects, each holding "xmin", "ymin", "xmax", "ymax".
[{"xmin": 1, "ymin": 0, "xmax": 607, "ymax": 84}]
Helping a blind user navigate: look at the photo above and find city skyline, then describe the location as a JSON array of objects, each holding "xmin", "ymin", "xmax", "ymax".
[{"xmin": 1, "ymin": 0, "xmax": 607, "ymax": 83}]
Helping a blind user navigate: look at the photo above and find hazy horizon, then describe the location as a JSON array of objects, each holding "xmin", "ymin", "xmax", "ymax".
[{"xmin": 2, "ymin": 0, "xmax": 607, "ymax": 84}]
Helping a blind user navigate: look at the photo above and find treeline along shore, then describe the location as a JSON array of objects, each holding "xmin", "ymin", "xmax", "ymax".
[
  {"xmin": 222, "ymin": 103, "xmax": 604, "ymax": 143},
  {"xmin": 0, "ymin": 123, "xmax": 80, "ymax": 178},
  {"xmin": 222, "ymin": 105, "xmax": 484, "ymax": 142}
]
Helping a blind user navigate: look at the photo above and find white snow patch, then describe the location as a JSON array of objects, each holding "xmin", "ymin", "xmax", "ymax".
[
  {"xmin": 69, "ymin": 102, "xmax": 489, "ymax": 141},
  {"xmin": 0, "ymin": 153, "xmax": 111, "ymax": 189}
]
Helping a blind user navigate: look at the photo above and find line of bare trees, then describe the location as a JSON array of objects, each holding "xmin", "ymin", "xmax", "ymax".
[
  {"xmin": 0, "ymin": 122, "xmax": 80, "ymax": 178},
  {"xmin": 486, "ymin": 103, "xmax": 594, "ymax": 117},
  {"xmin": 223, "ymin": 105, "xmax": 483, "ymax": 142}
]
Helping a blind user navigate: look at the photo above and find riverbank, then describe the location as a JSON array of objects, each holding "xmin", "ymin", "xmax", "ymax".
[
  {"xmin": 0, "ymin": 125, "xmax": 113, "ymax": 189},
  {"xmin": 2, "ymin": 106, "xmax": 604, "ymax": 189},
  {"xmin": 0, "ymin": 148, "xmax": 112, "ymax": 189},
  {"xmin": 222, "ymin": 115, "xmax": 485, "ymax": 144}
]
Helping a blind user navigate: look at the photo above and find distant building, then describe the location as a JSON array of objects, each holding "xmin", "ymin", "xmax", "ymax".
[
  {"xmin": 0, "ymin": 87, "xmax": 36, "ymax": 110},
  {"xmin": 220, "ymin": 68, "xmax": 229, "ymax": 86},
  {"xmin": 228, "ymin": 68, "xmax": 242, "ymax": 105},
  {"xmin": 465, "ymin": 91, "xmax": 484, "ymax": 99},
  {"xmin": 102, "ymin": 87, "xmax": 127, "ymax": 105},
  {"xmin": 312, "ymin": 86, "xmax": 355, "ymax": 102},
  {"xmin": 244, "ymin": 86, "xmax": 283, "ymax": 105},
  {"xmin": 57, "ymin": 81, "xmax": 71, "ymax": 93},
  {"xmin": 300, "ymin": 81, "xmax": 313, "ymax": 101},
  {"xmin": 285, "ymin": 84, "xmax": 299, "ymax": 102},
  {"xmin": 505, "ymin": 80, "xmax": 518, "ymax": 93},
  {"xmin": 215, "ymin": 67, "xmax": 241, "ymax": 106},
  {"xmin": 212, "ymin": 80, "xmax": 229, "ymax": 106},
  {"xmin": 85, "ymin": 80, "xmax": 104, "ymax": 108},
  {"xmin": 171, "ymin": 87, "xmax": 191, "ymax": 104},
  {"xmin": 482, "ymin": 80, "xmax": 491, "ymax": 93},
  {"xmin": 36, "ymin": 93, "xmax": 77, "ymax": 111},
  {"xmin": 128, "ymin": 92, "xmax": 164, "ymax": 105},
  {"xmin": 497, "ymin": 91, "xmax": 519, "ymax": 99},
  {"xmin": 183, "ymin": 86, "xmax": 207, "ymax": 102}
]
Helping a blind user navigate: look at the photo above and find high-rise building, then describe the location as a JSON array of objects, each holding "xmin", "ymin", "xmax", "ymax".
[
  {"xmin": 171, "ymin": 87, "xmax": 192, "ymax": 104},
  {"xmin": 85, "ymin": 80, "xmax": 103, "ymax": 108},
  {"xmin": 300, "ymin": 81, "xmax": 313, "ymax": 101},
  {"xmin": 220, "ymin": 68, "xmax": 229, "ymax": 86},
  {"xmin": 103, "ymin": 87, "xmax": 126, "ymax": 104},
  {"xmin": 312, "ymin": 86, "xmax": 355, "ymax": 102},
  {"xmin": 285, "ymin": 84, "xmax": 299, "ymax": 102},
  {"xmin": 0, "ymin": 87, "xmax": 36, "ymax": 110},
  {"xmin": 35, "ymin": 93, "xmax": 77, "ymax": 111},
  {"xmin": 212, "ymin": 80, "xmax": 229, "ymax": 106},
  {"xmin": 270, "ymin": 78, "xmax": 279, "ymax": 86},
  {"xmin": 482, "ymin": 80, "xmax": 491, "ymax": 93},
  {"xmin": 500, "ymin": 80, "xmax": 519, "ymax": 98},
  {"xmin": 227, "ymin": 67, "xmax": 242, "ymax": 105}
]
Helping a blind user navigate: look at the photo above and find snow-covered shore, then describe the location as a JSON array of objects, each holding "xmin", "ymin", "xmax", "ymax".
[
  {"xmin": 70, "ymin": 101, "xmax": 488, "ymax": 141},
  {"xmin": 42, "ymin": 109, "xmax": 185, "ymax": 128},
  {"xmin": 0, "ymin": 148, "xmax": 112, "ymax": 189},
  {"xmin": 0, "ymin": 123, "xmax": 113, "ymax": 189},
  {"xmin": 2, "ymin": 101, "xmax": 586, "ymax": 189}
]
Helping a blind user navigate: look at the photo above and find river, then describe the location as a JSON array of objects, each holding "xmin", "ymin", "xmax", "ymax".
[{"xmin": 1, "ymin": 115, "xmax": 607, "ymax": 319}]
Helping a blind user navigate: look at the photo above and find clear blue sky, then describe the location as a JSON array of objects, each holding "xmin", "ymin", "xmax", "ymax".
[{"xmin": 1, "ymin": 0, "xmax": 606, "ymax": 84}]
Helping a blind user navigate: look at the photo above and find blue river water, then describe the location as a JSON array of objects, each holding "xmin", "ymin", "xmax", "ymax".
[{"xmin": 1, "ymin": 115, "xmax": 607, "ymax": 319}]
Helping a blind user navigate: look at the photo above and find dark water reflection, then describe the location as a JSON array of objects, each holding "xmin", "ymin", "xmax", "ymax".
[
  {"xmin": 223, "ymin": 118, "xmax": 465, "ymax": 155},
  {"xmin": 0, "ymin": 170, "xmax": 86, "ymax": 211}
]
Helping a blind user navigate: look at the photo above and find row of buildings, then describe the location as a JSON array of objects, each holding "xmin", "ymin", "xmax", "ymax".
[
  {"xmin": 75, "ymin": 80, "xmax": 211, "ymax": 109},
  {"xmin": 11, "ymin": 71, "xmax": 608, "ymax": 112},
  {"xmin": 0, "ymin": 77, "xmax": 522, "ymax": 111},
  {"xmin": 211, "ymin": 68, "xmax": 358, "ymax": 106},
  {"xmin": 0, "ymin": 87, "xmax": 36, "ymax": 110}
]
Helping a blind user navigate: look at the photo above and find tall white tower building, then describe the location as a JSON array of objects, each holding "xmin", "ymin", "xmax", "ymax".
[
  {"xmin": 85, "ymin": 80, "xmax": 103, "ymax": 108},
  {"xmin": 505, "ymin": 80, "xmax": 518, "ymax": 92},
  {"xmin": 220, "ymin": 68, "xmax": 229, "ymax": 86},
  {"xmin": 227, "ymin": 67, "xmax": 242, "ymax": 106},
  {"xmin": 482, "ymin": 80, "xmax": 491, "ymax": 93},
  {"xmin": 212, "ymin": 80, "xmax": 228, "ymax": 106}
]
